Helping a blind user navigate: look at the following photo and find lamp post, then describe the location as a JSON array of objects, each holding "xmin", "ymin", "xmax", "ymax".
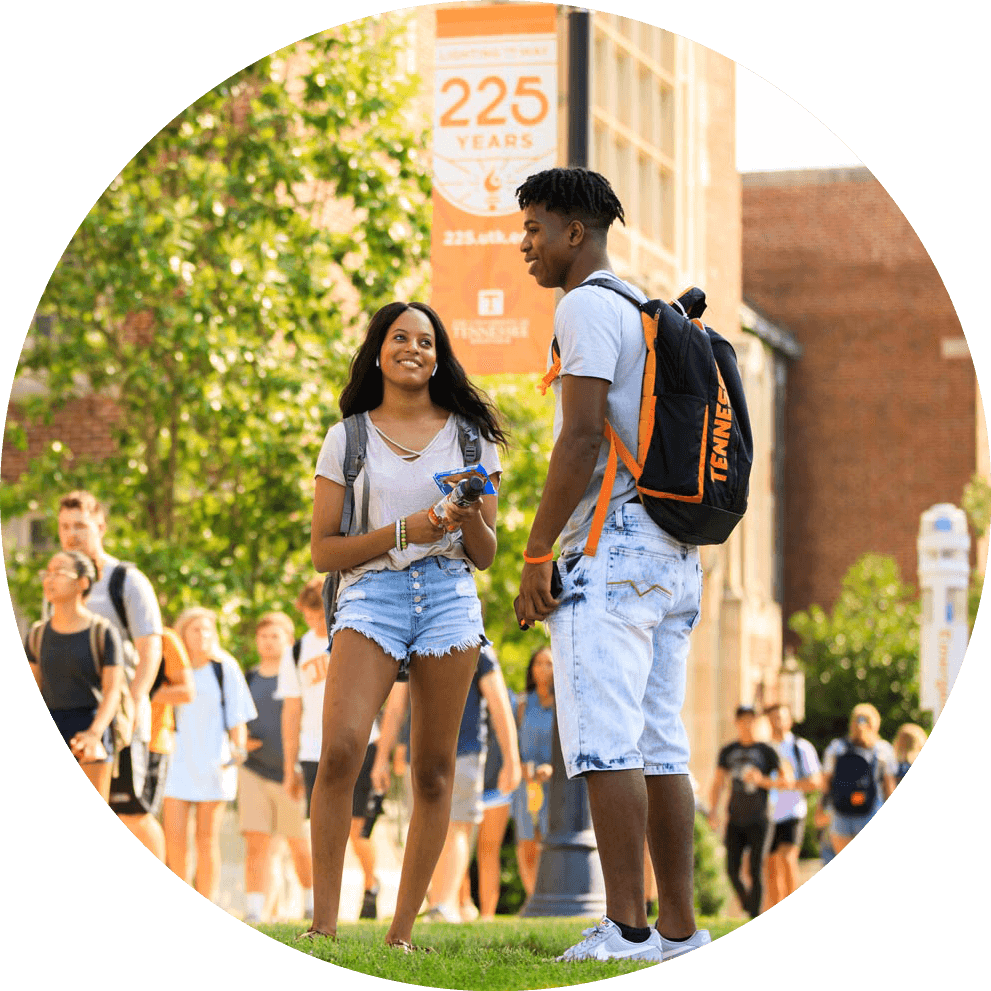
[
  {"xmin": 918, "ymin": 503, "xmax": 970, "ymax": 720},
  {"xmin": 519, "ymin": 701, "xmax": 606, "ymax": 917}
]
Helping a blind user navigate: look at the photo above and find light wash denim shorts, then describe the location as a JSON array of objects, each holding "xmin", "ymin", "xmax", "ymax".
[
  {"xmin": 547, "ymin": 503, "xmax": 702, "ymax": 780},
  {"xmin": 331, "ymin": 555, "xmax": 487, "ymax": 672},
  {"xmin": 830, "ymin": 800, "xmax": 883, "ymax": 838}
]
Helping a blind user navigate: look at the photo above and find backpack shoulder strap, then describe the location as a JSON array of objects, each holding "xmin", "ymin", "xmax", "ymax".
[
  {"xmin": 292, "ymin": 637, "xmax": 302, "ymax": 665},
  {"xmin": 27, "ymin": 620, "xmax": 46, "ymax": 663},
  {"xmin": 455, "ymin": 415, "xmax": 481, "ymax": 465},
  {"xmin": 88, "ymin": 614, "xmax": 110, "ymax": 677},
  {"xmin": 211, "ymin": 659, "xmax": 228, "ymax": 730},
  {"xmin": 339, "ymin": 414, "xmax": 369, "ymax": 537},
  {"xmin": 108, "ymin": 563, "xmax": 131, "ymax": 637}
]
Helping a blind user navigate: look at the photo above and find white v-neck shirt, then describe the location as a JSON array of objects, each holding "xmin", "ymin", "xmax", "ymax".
[{"xmin": 315, "ymin": 412, "xmax": 502, "ymax": 595}]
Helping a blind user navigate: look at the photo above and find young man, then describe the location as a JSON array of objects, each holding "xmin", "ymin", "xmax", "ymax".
[
  {"xmin": 765, "ymin": 703, "xmax": 822, "ymax": 907},
  {"xmin": 707, "ymin": 706, "xmax": 790, "ymax": 918},
  {"xmin": 240, "ymin": 612, "xmax": 313, "ymax": 924},
  {"xmin": 513, "ymin": 167, "xmax": 708, "ymax": 963},
  {"xmin": 57, "ymin": 490, "xmax": 194, "ymax": 859}
]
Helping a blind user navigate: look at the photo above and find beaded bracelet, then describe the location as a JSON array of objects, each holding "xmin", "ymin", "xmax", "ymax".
[{"xmin": 399, "ymin": 517, "xmax": 408, "ymax": 551}]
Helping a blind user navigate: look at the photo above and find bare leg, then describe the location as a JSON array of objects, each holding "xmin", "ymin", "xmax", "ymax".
[
  {"xmin": 118, "ymin": 812, "xmax": 167, "ymax": 861},
  {"xmin": 193, "ymin": 800, "xmax": 227, "ymax": 902},
  {"xmin": 585, "ymin": 769, "xmax": 649, "ymax": 929},
  {"xmin": 428, "ymin": 820, "xmax": 472, "ymax": 911},
  {"xmin": 476, "ymin": 803, "xmax": 510, "ymax": 918},
  {"xmin": 779, "ymin": 842, "xmax": 800, "ymax": 897},
  {"xmin": 385, "ymin": 646, "xmax": 479, "ymax": 947},
  {"xmin": 162, "ymin": 797, "xmax": 190, "ymax": 882},
  {"xmin": 79, "ymin": 759, "xmax": 112, "ymax": 804},
  {"xmin": 243, "ymin": 831, "xmax": 272, "ymax": 909},
  {"xmin": 309, "ymin": 630, "xmax": 397, "ymax": 937},
  {"xmin": 645, "ymin": 773, "xmax": 697, "ymax": 940},
  {"xmin": 766, "ymin": 850, "xmax": 783, "ymax": 908},
  {"xmin": 516, "ymin": 838, "xmax": 541, "ymax": 897},
  {"xmin": 287, "ymin": 835, "xmax": 313, "ymax": 890},
  {"xmin": 349, "ymin": 818, "xmax": 378, "ymax": 892}
]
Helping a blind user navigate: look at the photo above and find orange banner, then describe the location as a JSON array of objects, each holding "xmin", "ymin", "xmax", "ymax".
[{"xmin": 430, "ymin": 4, "xmax": 558, "ymax": 375}]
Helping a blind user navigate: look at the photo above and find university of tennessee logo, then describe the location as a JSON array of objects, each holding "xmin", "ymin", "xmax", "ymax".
[
  {"xmin": 710, "ymin": 372, "xmax": 732, "ymax": 483},
  {"xmin": 301, "ymin": 651, "xmax": 329, "ymax": 688}
]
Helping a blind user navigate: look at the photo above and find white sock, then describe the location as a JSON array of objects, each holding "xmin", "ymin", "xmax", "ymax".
[
  {"xmin": 302, "ymin": 888, "xmax": 314, "ymax": 917},
  {"xmin": 246, "ymin": 892, "xmax": 265, "ymax": 920}
]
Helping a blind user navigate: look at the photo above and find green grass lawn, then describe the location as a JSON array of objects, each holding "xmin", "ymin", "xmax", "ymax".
[{"xmin": 259, "ymin": 916, "xmax": 745, "ymax": 989}]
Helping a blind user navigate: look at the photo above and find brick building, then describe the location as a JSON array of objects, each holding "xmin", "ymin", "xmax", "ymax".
[{"xmin": 742, "ymin": 166, "xmax": 981, "ymax": 638}]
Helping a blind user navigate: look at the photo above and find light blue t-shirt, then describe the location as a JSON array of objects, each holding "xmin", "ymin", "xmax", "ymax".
[
  {"xmin": 164, "ymin": 654, "xmax": 258, "ymax": 802},
  {"xmin": 550, "ymin": 271, "xmax": 648, "ymax": 553}
]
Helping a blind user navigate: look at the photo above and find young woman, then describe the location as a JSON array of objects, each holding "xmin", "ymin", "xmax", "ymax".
[
  {"xmin": 892, "ymin": 722, "xmax": 929, "ymax": 785},
  {"xmin": 511, "ymin": 645, "xmax": 555, "ymax": 897},
  {"xmin": 162, "ymin": 607, "xmax": 257, "ymax": 903},
  {"xmin": 821, "ymin": 702, "xmax": 898, "ymax": 854},
  {"xmin": 305, "ymin": 300, "xmax": 506, "ymax": 951},
  {"xmin": 26, "ymin": 550, "xmax": 124, "ymax": 802}
]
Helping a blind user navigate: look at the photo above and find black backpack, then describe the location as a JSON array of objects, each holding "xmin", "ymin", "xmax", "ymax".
[
  {"xmin": 829, "ymin": 741, "xmax": 879, "ymax": 816},
  {"xmin": 544, "ymin": 277, "xmax": 753, "ymax": 552}
]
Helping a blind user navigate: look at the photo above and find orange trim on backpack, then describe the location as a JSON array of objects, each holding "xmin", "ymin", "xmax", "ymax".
[
  {"xmin": 538, "ymin": 358, "xmax": 561, "ymax": 396},
  {"xmin": 584, "ymin": 426, "xmax": 620, "ymax": 556}
]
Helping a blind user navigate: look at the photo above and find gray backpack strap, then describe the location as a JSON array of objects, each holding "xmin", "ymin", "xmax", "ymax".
[
  {"xmin": 339, "ymin": 414, "xmax": 369, "ymax": 538},
  {"xmin": 455, "ymin": 415, "xmax": 481, "ymax": 465}
]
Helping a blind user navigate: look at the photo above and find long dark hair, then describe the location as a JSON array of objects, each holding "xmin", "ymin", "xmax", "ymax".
[
  {"xmin": 338, "ymin": 301, "xmax": 508, "ymax": 447},
  {"xmin": 525, "ymin": 645, "xmax": 554, "ymax": 695}
]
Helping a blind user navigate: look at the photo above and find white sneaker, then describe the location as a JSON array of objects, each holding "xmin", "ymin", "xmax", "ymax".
[
  {"xmin": 659, "ymin": 928, "xmax": 711, "ymax": 961},
  {"xmin": 556, "ymin": 918, "xmax": 663, "ymax": 963}
]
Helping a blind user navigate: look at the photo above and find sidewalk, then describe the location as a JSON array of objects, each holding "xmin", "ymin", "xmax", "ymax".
[
  {"xmin": 720, "ymin": 858, "xmax": 823, "ymax": 920},
  {"xmin": 206, "ymin": 798, "xmax": 823, "ymax": 923},
  {"xmin": 213, "ymin": 795, "xmax": 409, "ymax": 923}
]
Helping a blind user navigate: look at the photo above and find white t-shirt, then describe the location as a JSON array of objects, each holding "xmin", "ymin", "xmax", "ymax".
[
  {"xmin": 274, "ymin": 629, "xmax": 378, "ymax": 763},
  {"xmin": 164, "ymin": 652, "xmax": 258, "ymax": 802},
  {"xmin": 314, "ymin": 412, "xmax": 502, "ymax": 595},
  {"xmin": 770, "ymin": 733, "xmax": 822, "ymax": 822},
  {"xmin": 275, "ymin": 629, "xmax": 326, "ymax": 762},
  {"xmin": 550, "ymin": 271, "xmax": 648, "ymax": 553}
]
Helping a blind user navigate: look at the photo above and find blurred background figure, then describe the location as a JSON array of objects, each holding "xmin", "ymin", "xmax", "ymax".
[
  {"xmin": 510, "ymin": 645, "xmax": 554, "ymax": 900},
  {"xmin": 892, "ymin": 723, "xmax": 929, "ymax": 786},
  {"xmin": 240, "ymin": 612, "xmax": 312, "ymax": 925},
  {"xmin": 821, "ymin": 703, "xmax": 897, "ymax": 856},
  {"xmin": 162, "ymin": 607, "xmax": 257, "ymax": 904}
]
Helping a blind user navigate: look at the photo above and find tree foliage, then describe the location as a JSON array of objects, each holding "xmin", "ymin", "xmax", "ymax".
[
  {"xmin": 3, "ymin": 17, "xmax": 432, "ymax": 656},
  {"xmin": 788, "ymin": 554, "xmax": 931, "ymax": 754},
  {"xmin": 3, "ymin": 14, "xmax": 568, "ymax": 674}
]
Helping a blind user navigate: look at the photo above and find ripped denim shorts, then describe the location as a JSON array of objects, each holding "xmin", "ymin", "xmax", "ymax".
[{"xmin": 330, "ymin": 555, "xmax": 488, "ymax": 674}]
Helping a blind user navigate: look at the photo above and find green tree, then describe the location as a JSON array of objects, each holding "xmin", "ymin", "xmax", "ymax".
[
  {"xmin": 961, "ymin": 471, "xmax": 989, "ymax": 627},
  {"xmin": 788, "ymin": 554, "xmax": 931, "ymax": 754},
  {"xmin": 3, "ymin": 17, "xmax": 431, "ymax": 656}
]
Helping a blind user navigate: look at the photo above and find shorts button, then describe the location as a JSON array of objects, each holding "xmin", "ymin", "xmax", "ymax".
[
  {"xmin": 413, "ymin": 582, "xmax": 421, "ymax": 589},
  {"xmin": 414, "ymin": 596, "xmax": 421, "ymax": 603},
  {"xmin": 412, "ymin": 571, "xmax": 419, "ymax": 578},
  {"xmin": 415, "ymin": 606, "xmax": 422, "ymax": 614}
]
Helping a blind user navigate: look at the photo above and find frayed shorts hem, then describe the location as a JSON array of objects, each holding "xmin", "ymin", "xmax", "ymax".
[
  {"xmin": 332, "ymin": 621, "xmax": 488, "ymax": 664},
  {"xmin": 564, "ymin": 757, "xmax": 690, "ymax": 779}
]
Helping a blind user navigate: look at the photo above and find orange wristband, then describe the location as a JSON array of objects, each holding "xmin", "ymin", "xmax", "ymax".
[{"xmin": 523, "ymin": 550, "xmax": 554, "ymax": 565}]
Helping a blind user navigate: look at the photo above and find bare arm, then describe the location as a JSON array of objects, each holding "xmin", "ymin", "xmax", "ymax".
[
  {"xmin": 515, "ymin": 375, "xmax": 609, "ymax": 626},
  {"xmin": 707, "ymin": 767, "xmax": 728, "ymax": 829},
  {"xmin": 370, "ymin": 681, "xmax": 410, "ymax": 794},
  {"xmin": 281, "ymin": 696, "xmax": 304, "ymax": 798},
  {"xmin": 479, "ymin": 669, "xmax": 522, "ymax": 795},
  {"xmin": 70, "ymin": 664, "xmax": 123, "ymax": 761},
  {"xmin": 29, "ymin": 662, "xmax": 42, "ymax": 691},
  {"xmin": 150, "ymin": 665, "xmax": 195, "ymax": 706},
  {"xmin": 129, "ymin": 632, "xmax": 163, "ymax": 704}
]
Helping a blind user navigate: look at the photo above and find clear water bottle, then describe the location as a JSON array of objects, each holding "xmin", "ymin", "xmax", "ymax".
[{"xmin": 428, "ymin": 474, "xmax": 486, "ymax": 532}]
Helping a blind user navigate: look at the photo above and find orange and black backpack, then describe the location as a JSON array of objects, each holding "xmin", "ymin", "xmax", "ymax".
[{"xmin": 542, "ymin": 277, "xmax": 753, "ymax": 554}]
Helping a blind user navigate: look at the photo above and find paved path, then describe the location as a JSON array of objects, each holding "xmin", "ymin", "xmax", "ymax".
[
  {"xmin": 199, "ymin": 796, "xmax": 824, "ymax": 924},
  {"xmin": 209, "ymin": 796, "xmax": 409, "ymax": 923}
]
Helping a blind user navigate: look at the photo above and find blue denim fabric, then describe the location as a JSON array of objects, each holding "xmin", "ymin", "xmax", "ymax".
[
  {"xmin": 331, "ymin": 555, "xmax": 487, "ymax": 669},
  {"xmin": 547, "ymin": 503, "xmax": 702, "ymax": 779},
  {"xmin": 830, "ymin": 800, "xmax": 883, "ymax": 838}
]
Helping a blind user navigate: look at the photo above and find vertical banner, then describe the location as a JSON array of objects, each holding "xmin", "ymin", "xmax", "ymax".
[{"xmin": 431, "ymin": 4, "xmax": 557, "ymax": 374}]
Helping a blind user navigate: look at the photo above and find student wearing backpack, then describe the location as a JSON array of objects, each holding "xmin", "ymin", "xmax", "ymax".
[
  {"xmin": 304, "ymin": 300, "xmax": 506, "ymax": 951},
  {"xmin": 821, "ymin": 703, "xmax": 898, "ymax": 855},
  {"xmin": 162, "ymin": 607, "xmax": 257, "ymax": 903},
  {"xmin": 56, "ymin": 490, "xmax": 193, "ymax": 860},
  {"xmin": 513, "ymin": 168, "xmax": 714, "ymax": 963},
  {"xmin": 26, "ymin": 550, "xmax": 125, "ymax": 802}
]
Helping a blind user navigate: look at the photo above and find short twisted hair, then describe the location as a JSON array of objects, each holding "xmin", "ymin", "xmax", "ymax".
[{"xmin": 516, "ymin": 167, "xmax": 625, "ymax": 231}]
